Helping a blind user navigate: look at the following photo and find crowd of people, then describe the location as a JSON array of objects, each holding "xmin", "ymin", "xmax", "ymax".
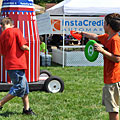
[{"xmin": 39, "ymin": 34, "xmax": 89, "ymax": 53}]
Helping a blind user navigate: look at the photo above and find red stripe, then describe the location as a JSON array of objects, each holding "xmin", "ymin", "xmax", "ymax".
[
  {"xmin": 33, "ymin": 22, "xmax": 38, "ymax": 82},
  {"xmin": 2, "ymin": 7, "xmax": 34, "ymax": 12},
  {"xmin": 0, "ymin": 9, "xmax": 40, "ymax": 83}
]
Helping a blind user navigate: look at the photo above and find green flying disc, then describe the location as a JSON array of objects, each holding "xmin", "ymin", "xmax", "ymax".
[{"xmin": 84, "ymin": 40, "xmax": 99, "ymax": 62}]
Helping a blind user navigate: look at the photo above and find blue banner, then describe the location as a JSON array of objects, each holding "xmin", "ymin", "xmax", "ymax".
[{"xmin": 2, "ymin": 0, "xmax": 34, "ymax": 6}]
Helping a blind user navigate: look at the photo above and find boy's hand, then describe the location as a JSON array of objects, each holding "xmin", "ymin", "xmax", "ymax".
[
  {"xmin": 94, "ymin": 43, "xmax": 104, "ymax": 53},
  {"xmin": 21, "ymin": 45, "xmax": 29, "ymax": 51},
  {"xmin": 73, "ymin": 31, "xmax": 82, "ymax": 35}
]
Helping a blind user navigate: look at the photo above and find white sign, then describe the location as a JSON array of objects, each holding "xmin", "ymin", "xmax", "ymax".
[
  {"xmin": 51, "ymin": 16, "xmax": 104, "ymax": 34},
  {"xmin": 36, "ymin": 12, "xmax": 52, "ymax": 35}
]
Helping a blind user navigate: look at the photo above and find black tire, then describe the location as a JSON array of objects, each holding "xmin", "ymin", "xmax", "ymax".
[
  {"xmin": 40, "ymin": 70, "xmax": 52, "ymax": 78},
  {"xmin": 44, "ymin": 76, "xmax": 64, "ymax": 93}
]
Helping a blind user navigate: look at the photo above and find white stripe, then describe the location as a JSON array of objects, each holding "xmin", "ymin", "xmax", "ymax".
[
  {"xmin": 17, "ymin": 21, "xmax": 19, "ymax": 28},
  {"xmin": 2, "ymin": 5, "xmax": 34, "ymax": 9},
  {"xmin": 5, "ymin": 70, "xmax": 7, "ymax": 83},
  {"xmin": 27, "ymin": 21, "xmax": 31, "ymax": 83},
  {"xmin": 31, "ymin": 21, "xmax": 35, "ymax": 82},
  {"xmin": 23, "ymin": 21, "xmax": 25, "ymax": 37},
  {"xmin": 1, "ymin": 56, "xmax": 3, "ymax": 82},
  {"xmin": 34, "ymin": 21, "xmax": 39, "ymax": 80}
]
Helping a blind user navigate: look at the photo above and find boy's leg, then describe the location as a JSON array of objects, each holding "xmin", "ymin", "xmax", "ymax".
[
  {"xmin": 109, "ymin": 112, "xmax": 119, "ymax": 120},
  {"xmin": 0, "ymin": 93, "xmax": 15, "ymax": 107},
  {"xmin": 102, "ymin": 83, "xmax": 120, "ymax": 120},
  {"xmin": 22, "ymin": 94, "xmax": 35, "ymax": 115},
  {"xmin": 22, "ymin": 94, "xmax": 29, "ymax": 110}
]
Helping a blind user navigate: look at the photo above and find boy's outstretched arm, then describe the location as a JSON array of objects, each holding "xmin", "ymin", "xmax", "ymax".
[
  {"xmin": 74, "ymin": 31, "xmax": 99, "ymax": 41},
  {"xmin": 21, "ymin": 45, "xmax": 29, "ymax": 51}
]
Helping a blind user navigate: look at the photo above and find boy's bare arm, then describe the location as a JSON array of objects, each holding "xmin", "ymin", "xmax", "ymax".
[
  {"xmin": 74, "ymin": 31, "xmax": 99, "ymax": 41},
  {"xmin": 94, "ymin": 43, "xmax": 120, "ymax": 63},
  {"xmin": 21, "ymin": 45, "xmax": 29, "ymax": 51}
]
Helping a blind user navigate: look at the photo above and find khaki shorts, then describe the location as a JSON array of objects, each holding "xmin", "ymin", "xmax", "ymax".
[{"xmin": 102, "ymin": 82, "xmax": 120, "ymax": 112}]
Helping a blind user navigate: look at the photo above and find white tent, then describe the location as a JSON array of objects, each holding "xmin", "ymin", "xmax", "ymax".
[
  {"xmin": 46, "ymin": 0, "xmax": 120, "ymax": 67},
  {"xmin": 47, "ymin": 0, "xmax": 120, "ymax": 15}
]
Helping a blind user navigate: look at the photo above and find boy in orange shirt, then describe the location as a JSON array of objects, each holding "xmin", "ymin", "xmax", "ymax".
[
  {"xmin": 0, "ymin": 17, "xmax": 35, "ymax": 115},
  {"xmin": 76, "ymin": 13, "xmax": 120, "ymax": 120}
]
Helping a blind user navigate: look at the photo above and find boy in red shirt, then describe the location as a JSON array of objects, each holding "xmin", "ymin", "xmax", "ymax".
[
  {"xmin": 0, "ymin": 17, "xmax": 35, "ymax": 115},
  {"xmin": 76, "ymin": 13, "xmax": 120, "ymax": 120}
]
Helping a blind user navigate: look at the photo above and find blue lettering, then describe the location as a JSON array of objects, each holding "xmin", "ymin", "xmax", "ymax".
[
  {"xmin": 93, "ymin": 28, "xmax": 98, "ymax": 31},
  {"xmin": 97, "ymin": 20, "xmax": 101, "ymax": 26},
  {"xmin": 78, "ymin": 21, "xmax": 82, "ymax": 26},
  {"xmin": 70, "ymin": 21, "xmax": 74, "ymax": 26},
  {"xmin": 92, "ymin": 21, "xmax": 96, "ymax": 26},
  {"xmin": 99, "ymin": 28, "xmax": 103, "ymax": 31},
  {"xmin": 86, "ymin": 28, "xmax": 91, "ymax": 32},
  {"xmin": 75, "ymin": 20, "xmax": 78, "ymax": 26},
  {"xmin": 102, "ymin": 20, "xmax": 104, "ymax": 26},
  {"xmin": 89, "ymin": 21, "xmax": 91, "ymax": 26},
  {"xmin": 74, "ymin": 28, "xmax": 77, "ymax": 31},
  {"xmin": 65, "ymin": 21, "xmax": 70, "ymax": 26},
  {"xmin": 79, "ymin": 28, "xmax": 84, "ymax": 31},
  {"xmin": 64, "ymin": 28, "xmax": 67, "ymax": 31},
  {"xmin": 83, "ymin": 20, "xmax": 88, "ymax": 26},
  {"xmin": 62, "ymin": 19, "xmax": 64, "ymax": 26}
]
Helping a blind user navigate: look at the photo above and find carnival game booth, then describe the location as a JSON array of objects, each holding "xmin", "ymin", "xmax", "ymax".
[
  {"xmin": 0, "ymin": 0, "xmax": 64, "ymax": 93},
  {"xmin": 45, "ymin": 0, "xmax": 120, "ymax": 67}
]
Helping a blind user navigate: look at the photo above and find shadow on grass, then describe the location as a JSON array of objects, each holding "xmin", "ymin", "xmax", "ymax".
[{"xmin": 0, "ymin": 111, "xmax": 20, "ymax": 117}]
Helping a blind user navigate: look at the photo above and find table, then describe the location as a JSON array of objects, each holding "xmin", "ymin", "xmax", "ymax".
[{"xmin": 59, "ymin": 45, "xmax": 85, "ymax": 49}]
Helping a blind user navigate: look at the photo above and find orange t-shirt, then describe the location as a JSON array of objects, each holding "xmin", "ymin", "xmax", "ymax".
[
  {"xmin": 0, "ymin": 28, "xmax": 27, "ymax": 70},
  {"xmin": 98, "ymin": 33, "xmax": 120, "ymax": 84}
]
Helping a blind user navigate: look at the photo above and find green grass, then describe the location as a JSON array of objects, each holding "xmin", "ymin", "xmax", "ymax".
[{"xmin": 0, "ymin": 66, "xmax": 109, "ymax": 120}]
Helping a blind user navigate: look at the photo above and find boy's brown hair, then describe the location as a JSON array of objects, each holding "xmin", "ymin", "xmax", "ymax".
[
  {"xmin": 1, "ymin": 17, "xmax": 13, "ymax": 27},
  {"xmin": 105, "ymin": 13, "xmax": 120, "ymax": 32}
]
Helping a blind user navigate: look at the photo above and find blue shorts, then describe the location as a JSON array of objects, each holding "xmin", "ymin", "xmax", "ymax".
[{"xmin": 7, "ymin": 70, "xmax": 29, "ymax": 97}]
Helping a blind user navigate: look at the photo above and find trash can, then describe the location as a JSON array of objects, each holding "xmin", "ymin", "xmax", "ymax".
[{"xmin": 0, "ymin": 0, "xmax": 40, "ymax": 83}]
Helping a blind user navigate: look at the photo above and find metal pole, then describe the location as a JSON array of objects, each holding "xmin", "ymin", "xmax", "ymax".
[
  {"xmin": 45, "ymin": 34, "xmax": 47, "ymax": 67},
  {"xmin": 62, "ymin": 14, "xmax": 65, "ymax": 68}
]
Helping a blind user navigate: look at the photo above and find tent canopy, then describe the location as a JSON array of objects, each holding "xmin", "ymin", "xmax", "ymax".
[{"xmin": 47, "ymin": 0, "xmax": 120, "ymax": 15}]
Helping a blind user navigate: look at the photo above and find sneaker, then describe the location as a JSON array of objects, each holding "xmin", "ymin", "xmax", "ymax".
[{"xmin": 22, "ymin": 108, "xmax": 36, "ymax": 115}]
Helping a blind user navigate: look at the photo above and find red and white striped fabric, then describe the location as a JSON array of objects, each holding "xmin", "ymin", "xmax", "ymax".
[{"xmin": 0, "ymin": 0, "xmax": 40, "ymax": 83}]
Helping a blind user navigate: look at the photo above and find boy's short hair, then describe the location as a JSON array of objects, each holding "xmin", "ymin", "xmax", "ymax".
[
  {"xmin": 105, "ymin": 13, "xmax": 120, "ymax": 32},
  {"xmin": 1, "ymin": 17, "xmax": 14, "ymax": 27}
]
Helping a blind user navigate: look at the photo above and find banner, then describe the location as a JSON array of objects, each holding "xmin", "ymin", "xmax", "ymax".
[
  {"xmin": 37, "ymin": 12, "xmax": 52, "ymax": 35},
  {"xmin": 2, "ymin": 0, "xmax": 34, "ymax": 7},
  {"xmin": 51, "ymin": 16, "xmax": 104, "ymax": 35}
]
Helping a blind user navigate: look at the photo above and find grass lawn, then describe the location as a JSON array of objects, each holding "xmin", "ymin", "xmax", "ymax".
[{"xmin": 0, "ymin": 66, "xmax": 109, "ymax": 120}]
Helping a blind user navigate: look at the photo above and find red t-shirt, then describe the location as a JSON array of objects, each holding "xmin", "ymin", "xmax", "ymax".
[
  {"xmin": 0, "ymin": 28, "xmax": 27, "ymax": 70},
  {"xmin": 98, "ymin": 33, "xmax": 120, "ymax": 84}
]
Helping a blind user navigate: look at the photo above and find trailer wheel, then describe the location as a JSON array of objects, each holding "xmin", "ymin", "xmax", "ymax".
[
  {"xmin": 40, "ymin": 70, "xmax": 52, "ymax": 79},
  {"xmin": 44, "ymin": 76, "xmax": 64, "ymax": 93}
]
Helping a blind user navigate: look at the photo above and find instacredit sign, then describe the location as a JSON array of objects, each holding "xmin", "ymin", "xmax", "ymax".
[{"xmin": 51, "ymin": 16, "xmax": 104, "ymax": 35}]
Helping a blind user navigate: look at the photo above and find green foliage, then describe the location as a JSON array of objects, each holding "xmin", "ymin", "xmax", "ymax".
[{"xmin": 0, "ymin": 66, "xmax": 109, "ymax": 120}]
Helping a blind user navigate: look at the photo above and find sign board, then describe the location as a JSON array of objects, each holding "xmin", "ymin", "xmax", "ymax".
[
  {"xmin": 2, "ymin": 0, "xmax": 34, "ymax": 7},
  {"xmin": 37, "ymin": 12, "xmax": 52, "ymax": 35},
  {"xmin": 51, "ymin": 16, "xmax": 104, "ymax": 35}
]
